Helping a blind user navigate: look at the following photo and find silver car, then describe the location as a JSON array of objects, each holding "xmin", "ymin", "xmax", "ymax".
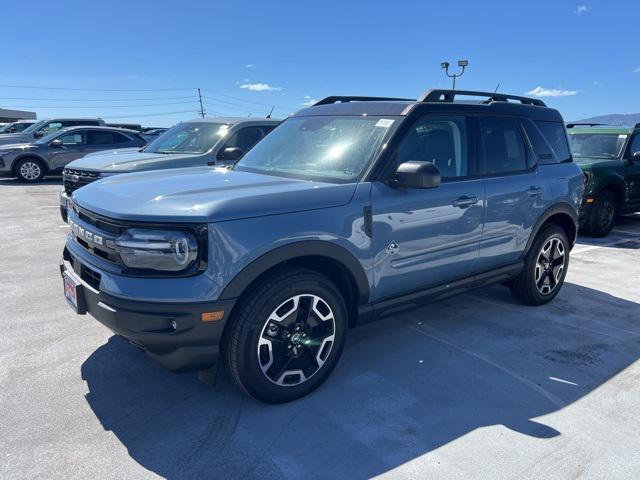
[{"xmin": 0, "ymin": 126, "xmax": 147, "ymax": 182}]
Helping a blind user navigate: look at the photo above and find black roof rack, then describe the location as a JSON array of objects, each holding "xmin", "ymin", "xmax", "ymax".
[
  {"xmin": 418, "ymin": 89, "xmax": 547, "ymax": 107},
  {"xmin": 313, "ymin": 96, "xmax": 414, "ymax": 106},
  {"xmin": 566, "ymin": 122, "xmax": 606, "ymax": 128}
]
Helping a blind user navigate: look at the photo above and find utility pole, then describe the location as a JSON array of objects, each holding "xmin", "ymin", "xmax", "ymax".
[
  {"xmin": 440, "ymin": 60, "xmax": 469, "ymax": 90},
  {"xmin": 197, "ymin": 88, "xmax": 205, "ymax": 118}
]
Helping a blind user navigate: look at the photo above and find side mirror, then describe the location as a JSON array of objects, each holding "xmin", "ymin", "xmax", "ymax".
[
  {"xmin": 33, "ymin": 131, "xmax": 44, "ymax": 139},
  {"xmin": 50, "ymin": 139, "xmax": 64, "ymax": 148},
  {"xmin": 392, "ymin": 161, "xmax": 441, "ymax": 189},
  {"xmin": 632, "ymin": 151, "xmax": 640, "ymax": 162},
  {"xmin": 217, "ymin": 146, "xmax": 244, "ymax": 161}
]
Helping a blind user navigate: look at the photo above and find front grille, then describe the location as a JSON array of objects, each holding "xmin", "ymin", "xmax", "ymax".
[{"xmin": 63, "ymin": 168, "xmax": 100, "ymax": 195}]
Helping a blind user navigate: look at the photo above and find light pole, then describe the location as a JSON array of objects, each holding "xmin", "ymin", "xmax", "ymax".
[{"xmin": 441, "ymin": 60, "xmax": 469, "ymax": 90}]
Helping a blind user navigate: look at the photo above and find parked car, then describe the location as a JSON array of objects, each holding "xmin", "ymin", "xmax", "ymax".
[
  {"xmin": 60, "ymin": 90, "xmax": 583, "ymax": 403},
  {"xmin": 567, "ymin": 123, "xmax": 640, "ymax": 236},
  {"xmin": 59, "ymin": 117, "xmax": 279, "ymax": 220},
  {"xmin": 0, "ymin": 118, "xmax": 105, "ymax": 147},
  {"xmin": 0, "ymin": 120, "xmax": 37, "ymax": 134},
  {"xmin": 0, "ymin": 126, "xmax": 146, "ymax": 182},
  {"xmin": 141, "ymin": 128, "xmax": 168, "ymax": 142}
]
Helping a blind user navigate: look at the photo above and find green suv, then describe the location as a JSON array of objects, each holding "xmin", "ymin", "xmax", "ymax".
[{"xmin": 567, "ymin": 123, "xmax": 640, "ymax": 236}]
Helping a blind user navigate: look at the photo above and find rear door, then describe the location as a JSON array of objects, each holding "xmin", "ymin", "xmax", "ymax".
[
  {"xmin": 371, "ymin": 114, "xmax": 485, "ymax": 300},
  {"xmin": 477, "ymin": 116, "xmax": 548, "ymax": 271}
]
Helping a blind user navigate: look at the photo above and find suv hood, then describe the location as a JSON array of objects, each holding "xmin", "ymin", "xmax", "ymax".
[
  {"xmin": 0, "ymin": 133, "xmax": 31, "ymax": 145},
  {"xmin": 72, "ymin": 167, "xmax": 357, "ymax": 223},
  {"xmin": 67, "ymin": 150, "xmax": 196, "ymax": 173},
  {"xmin": 574, "ymin": 157, "xmax": 622, "ymax": 170},
  {"xmin": 0, "ymin": 142, "xmax": 34, "ymax": 152}
]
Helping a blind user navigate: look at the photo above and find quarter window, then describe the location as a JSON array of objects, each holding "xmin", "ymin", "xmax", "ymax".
[
  {"xmin": 535, "ymin": 121, "xmax": 571, "ymax": 162},
  {"xmin": 395, "ymin": 116, "xmax": 468, "ymax": 179},
  {"xmin": 479, "ymin": 117, "xmax": 527, "ymax": 174}
]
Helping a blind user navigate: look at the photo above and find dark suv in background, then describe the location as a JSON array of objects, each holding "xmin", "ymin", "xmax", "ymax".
[
  {"xmin": 60, "ymin": 90, "xmax": 583, "ymax": 403},
  {"xmin": 0, "ymin": 126, "xmax": 146, "ymax": 182},
  {"xmin": 568, "ymin": 123, "xmax": 640, "ymax": 236},
  {"xmin": 0, "ymin": 120, "xmax": 37, "ymax": 134},
  {"xmin": 59, "ymin": 117, "xmax": 279, "ymax": 220},
  {"xmin": 0, "ymin": 118, "xmax": 105, "ymax": 146}
]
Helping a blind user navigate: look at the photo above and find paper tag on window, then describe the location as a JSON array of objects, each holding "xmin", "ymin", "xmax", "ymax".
[{"xmin": 375, "ymin": 119, "xmax": 394, "ymax": 128}]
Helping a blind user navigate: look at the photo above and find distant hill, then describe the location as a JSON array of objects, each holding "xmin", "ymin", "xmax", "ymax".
[{"xmin": 571, "ymin": 113, "xmax": 640, "ymax": 126}]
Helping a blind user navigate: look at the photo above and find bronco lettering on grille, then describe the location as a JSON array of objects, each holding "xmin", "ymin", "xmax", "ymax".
[{"xmin": 68, "ymin": 217, "xmax": 104, "ymax": 246}]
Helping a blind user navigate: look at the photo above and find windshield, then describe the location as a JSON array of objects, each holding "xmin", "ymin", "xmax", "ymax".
[
  {"xmin": 144, "ymin": 122, "xmax": 228, "ymax": 154},
  {"xmin": 22, "ymin": 120, "xmax": 48, "ymax": 134},
  {"xmin": 569, "ymin": 133, "xmax": 628, "ymax": 159},
  {"xmin": 234, "ymin": 116, "xmax": 397, "ymax": 182}
]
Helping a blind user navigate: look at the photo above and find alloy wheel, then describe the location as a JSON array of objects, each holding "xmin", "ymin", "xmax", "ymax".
[
  {"xmin": 19, "ymin": 161, "xmax": 41, "ymax": 180},
  {"xmin": 534, "ymin": 237, "xmax": 566, "ymax": 295},
  {"xmin": 257, "ymin": 294, "xmax": 336, "ymax": 387},
  {"xmin": 597, "ymin": 199, "xmax": 615, "ymax": 231}
]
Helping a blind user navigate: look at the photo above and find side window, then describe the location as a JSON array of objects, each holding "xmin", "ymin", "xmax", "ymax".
[
  {"xmin": 59, "ymin": 131, "xmax": 86, "ymax": 145},
  {"xmin": 522, "ymin": 120, "xmax": 553, "ymax": 166},
  {"xmin": 479, "ymin": 117, "xmax": 527, "ymax": 174},
  {"xmin": 535, "ymin": 121, "xmax": 571, "ymax": 162},
  {"xmin": 218, "ymin": 126, "xmax": 265, "ymax": 158},
  {"xmin": 87, "ymin": 130, "xmax": 129, "ymax": 145},
  {"xmin": 627, "ymin": 134, "xmax": 640, "ymax": 157},
  {"xmin": 394, "ymin": 116, "xmax": 468, "ymax": 179},
  {"xmin": 40, "ymin": 122, "xmax": 63, "ymax": 136}
]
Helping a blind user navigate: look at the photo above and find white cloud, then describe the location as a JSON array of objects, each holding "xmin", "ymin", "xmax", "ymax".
[
  {"xmin": 301, "ymin": 95, "xmax": 317, "ymax": 106},
  {"xmin": 574, "ymin": 4, "xmax": 590, "ymax": 15},
  {"xmin": 245, "ymin": 64, "xmax": 256, "ymax": 69},
  {"xmin": 239, "ymin": 82, "xmax": 282, "ymax": 92},
  {"xmin": 526, "ymin": 86, "xmax": 579, "ymax": 98},
  {"xmin": 593, "ymin": 80, "xmax": 603, "ymax": 87},
  {"xmin": 633, "ymin": 66, "xmax": 640, "ymax": 73}
]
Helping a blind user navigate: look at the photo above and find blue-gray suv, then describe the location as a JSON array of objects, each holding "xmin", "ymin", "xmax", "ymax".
[{"xmin": 60, "ymin": 90, "xmax": 584, "ymax": 403}]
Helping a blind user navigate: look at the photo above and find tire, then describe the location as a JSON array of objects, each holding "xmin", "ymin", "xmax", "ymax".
[
  {"xmin": 223, "ymin": 267, "xmax": 347, "ymax": 403},
  {"xmin": 582, "ymin": 190, "xmax": 618, "ymax": 237},
  {"xmin": 510, "ymin": 224, "xmax": 569, "ymax": 306},
  {"xmin": 14, "ymin": 157, "xmax": 46, "ymax": 183}
]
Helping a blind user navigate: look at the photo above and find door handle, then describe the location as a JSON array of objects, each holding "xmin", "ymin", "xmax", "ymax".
[
  {"xmin": 527, "ymin": 186, "xmax": 544, "ymax": 197},
  {"xmin": 452, "ymin": 196, "xmax": 479, "ymax": 208}
]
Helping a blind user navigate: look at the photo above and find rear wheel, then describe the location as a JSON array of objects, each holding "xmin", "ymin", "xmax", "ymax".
[
  {"xmin": 223, "ymin": 267, "xmax": 347, "ymax": 403},
  {"xmin": 583, "ymin": 190, "xmax": 618, "ymax": 237},
  {"xmin": 14, "ymin": 157, "xmax": 46, "ymax": 182},
  {"xmin": 510, "ymin": 224, "xmax": 569, "ymax": 306}
]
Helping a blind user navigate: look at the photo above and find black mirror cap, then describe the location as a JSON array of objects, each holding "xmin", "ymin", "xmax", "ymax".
[
  {"xmin": 50, "ymin": 139, "xmax": 64, "ymax": 148},
  {"xmin": 33, "ymin": 131, "xmax": 44, "ymax": 139},
  {"xmin": 218, "ymin": 146, "xmax": 244, "ymax": 161},
  {"xmin": 633, "ymin": 151, "xmax": 640, "ymax": 162},
  {"xmin": 394, "ymin": 161, "xmax": 442, "ymax": 189}
]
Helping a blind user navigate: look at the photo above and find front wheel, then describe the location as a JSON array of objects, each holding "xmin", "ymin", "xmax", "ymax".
[
  {"xmin": 510, "ymin": 224, "xmax": 569, "ymax": 306},
  {"xmin": 14, "ymin": 158, "xmax": 46, "ymax": 182},
  {"xmin": 223, "ymin": 268, "xmax": 347, "ymax": 403},
  {"xmin": 582, "ymin": 190, "xmax": 618, "ymax": 237}
]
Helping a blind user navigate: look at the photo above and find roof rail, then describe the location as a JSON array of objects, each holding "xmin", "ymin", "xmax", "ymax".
[
  {"xmin": 419, "ymin": 89, "xmax": 547, "ymax": 107},
  {"xmin": 313, "ymin": 96, "xmax": 414, "ymax": 106},
  {"xmin": 566, "ymin": 122, "xmax": 606, "ymax": 128}
]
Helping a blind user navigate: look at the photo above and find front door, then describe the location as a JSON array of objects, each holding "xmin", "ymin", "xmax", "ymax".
[
  {"xmin": 49, "ymin": 130, "xmax": 88, "ymax": 170},
  {"xmin": 625, "ymin": 133, "xmax": 640, "ymax": 209},
  {"xmin": 371, "ymin": 115, "xmax": 485, "ymax": 301}
]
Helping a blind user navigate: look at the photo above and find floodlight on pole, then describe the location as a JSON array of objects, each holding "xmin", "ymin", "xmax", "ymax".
[{"xmin": 441, "ymin": 60, "xmax": 469, "ymax": 90}]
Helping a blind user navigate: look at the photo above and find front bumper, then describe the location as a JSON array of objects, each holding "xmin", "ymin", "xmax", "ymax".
[
  {"xmin": 60, "ymin": 253, "xmax": 236, "ymax": 372},
  {"xmin": 59, "ymin": 189, "xmax": 69, "ymax": 221}
]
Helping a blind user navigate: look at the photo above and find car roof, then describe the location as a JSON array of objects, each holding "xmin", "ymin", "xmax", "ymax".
[
  {"xmin": 55, "ymin": 125, "xmax": 140, "ymax": 135},
  {"xmin": 181, "ymin": 117, "xmax": 281, "ymax": 126},
  {"xmin": 293, "ymin": 90, "xmax": 563, "ymax": 123}
]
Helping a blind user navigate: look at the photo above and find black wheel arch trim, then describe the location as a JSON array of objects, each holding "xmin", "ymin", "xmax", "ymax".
[
  {"xmin": 522, "ymin": 202, "xmax": 579, "ymax": 257},
  {"xmin": 217, "ymin": 240, "xmax": 371, "ymax": 304},
  {"xmin": 589, "ymin": 178, "xmax": 627, "ymax": 204}
]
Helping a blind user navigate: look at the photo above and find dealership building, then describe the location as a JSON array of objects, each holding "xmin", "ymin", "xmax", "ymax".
[{"xmin": 0, "ymin": 107, "xmax": 36, "ymax": 123}]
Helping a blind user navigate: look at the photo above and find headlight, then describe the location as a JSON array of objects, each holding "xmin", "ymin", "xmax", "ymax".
[{"xmin": 114, "ymin": 228, "xmax": 198, "ymax": 272}]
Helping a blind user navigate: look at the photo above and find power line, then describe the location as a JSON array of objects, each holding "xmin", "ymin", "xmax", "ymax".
[
  {"xmin": 104, "ymin": 110, "xmax": 199, "ymax": 119},
  {"xmin": 0, "ymin": 95, "xmax": 196, "ymax": 102},
  {"xmin": 201, "ymin": 88, "xmax": 297, "ymax": 111},
  {"xmin": 0, "ymin": 84, "xmax": 194, "ymax": 92},
  {"xmin": 0, "ymin": 100, "xmax": 198, "ymax": 109}
]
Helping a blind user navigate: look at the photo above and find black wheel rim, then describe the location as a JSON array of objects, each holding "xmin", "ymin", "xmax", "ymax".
[
  {"xmin": 535, "ymin": 237, "xmax": 566, "ymax": 295},
  {"xmin": 257, "ymin": 294, "xmax": 335, "ymax": 386},
  {"xmin": 597, "ymin": 199, "xmax": 615, "ymax": 231}
]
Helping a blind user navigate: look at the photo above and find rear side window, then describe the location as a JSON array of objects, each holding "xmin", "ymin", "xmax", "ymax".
[
  {"xmin": 479, "ymin": 116, "xmax": 527, "ymax": 174},
  {"xmin": 522, "ymin": 120, "xmax": 554, "ymax": 164},
  {"xmin": 87, "ymin": 130, "xmax": 130, "ymax": 145},
  {"xmin": 535, "ymin": 121, "xmax": 571, "ymax": 162}
]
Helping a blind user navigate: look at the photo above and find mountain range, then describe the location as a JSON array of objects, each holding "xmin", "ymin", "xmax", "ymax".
[{"xmin": 571, "ymin": 113, "xmax": 640, "ymax": 126}]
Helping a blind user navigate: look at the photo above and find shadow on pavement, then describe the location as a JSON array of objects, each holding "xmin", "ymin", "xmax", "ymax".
[
  {"xmin": 81, "ymin": 282, "xmax": 640, "ymax": 479},
  {"xmin": 0, "ymin": 177, "xmax": 62, "ymax": 186}
]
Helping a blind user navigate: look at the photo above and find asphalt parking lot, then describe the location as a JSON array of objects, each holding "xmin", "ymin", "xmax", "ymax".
[{"xmin": 1, "ymin": 177, "xmax": 639, "ymax": 480}]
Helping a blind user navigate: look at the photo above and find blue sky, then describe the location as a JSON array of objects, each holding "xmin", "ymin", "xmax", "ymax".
[{"xmin": 1, "ymin": 0, "xmax": 638, "ymax": 126}]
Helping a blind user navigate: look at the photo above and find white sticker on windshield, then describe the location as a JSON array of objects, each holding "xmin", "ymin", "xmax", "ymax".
[{"xmin": 375, "ymin": 119, "xmax": 395, "ymax": 128}]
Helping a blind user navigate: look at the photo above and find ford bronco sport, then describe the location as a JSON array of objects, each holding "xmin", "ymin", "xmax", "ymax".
[
  {"xmin": 567, "ymin": 123, "xmax": 640, "ymax": 236},
  {"xmin": 60, "ymin": 90, "xmax": 583, "ymax": 403}
]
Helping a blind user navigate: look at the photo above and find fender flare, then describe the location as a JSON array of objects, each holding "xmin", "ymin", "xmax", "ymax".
[
  {"xmin": 12, "ymin": 153, "xmax": 49, "ymax": 174},
  {"xmin": 590, "ymin": 176, "xmax": 628, "ymax": 204},
  {"xmin": 218, "ymin": 240, "xmax": 370, "ymax": 304},
  {"xmin": 522, "ymin": 202, "xmax": 579, "ymax": 257}
]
